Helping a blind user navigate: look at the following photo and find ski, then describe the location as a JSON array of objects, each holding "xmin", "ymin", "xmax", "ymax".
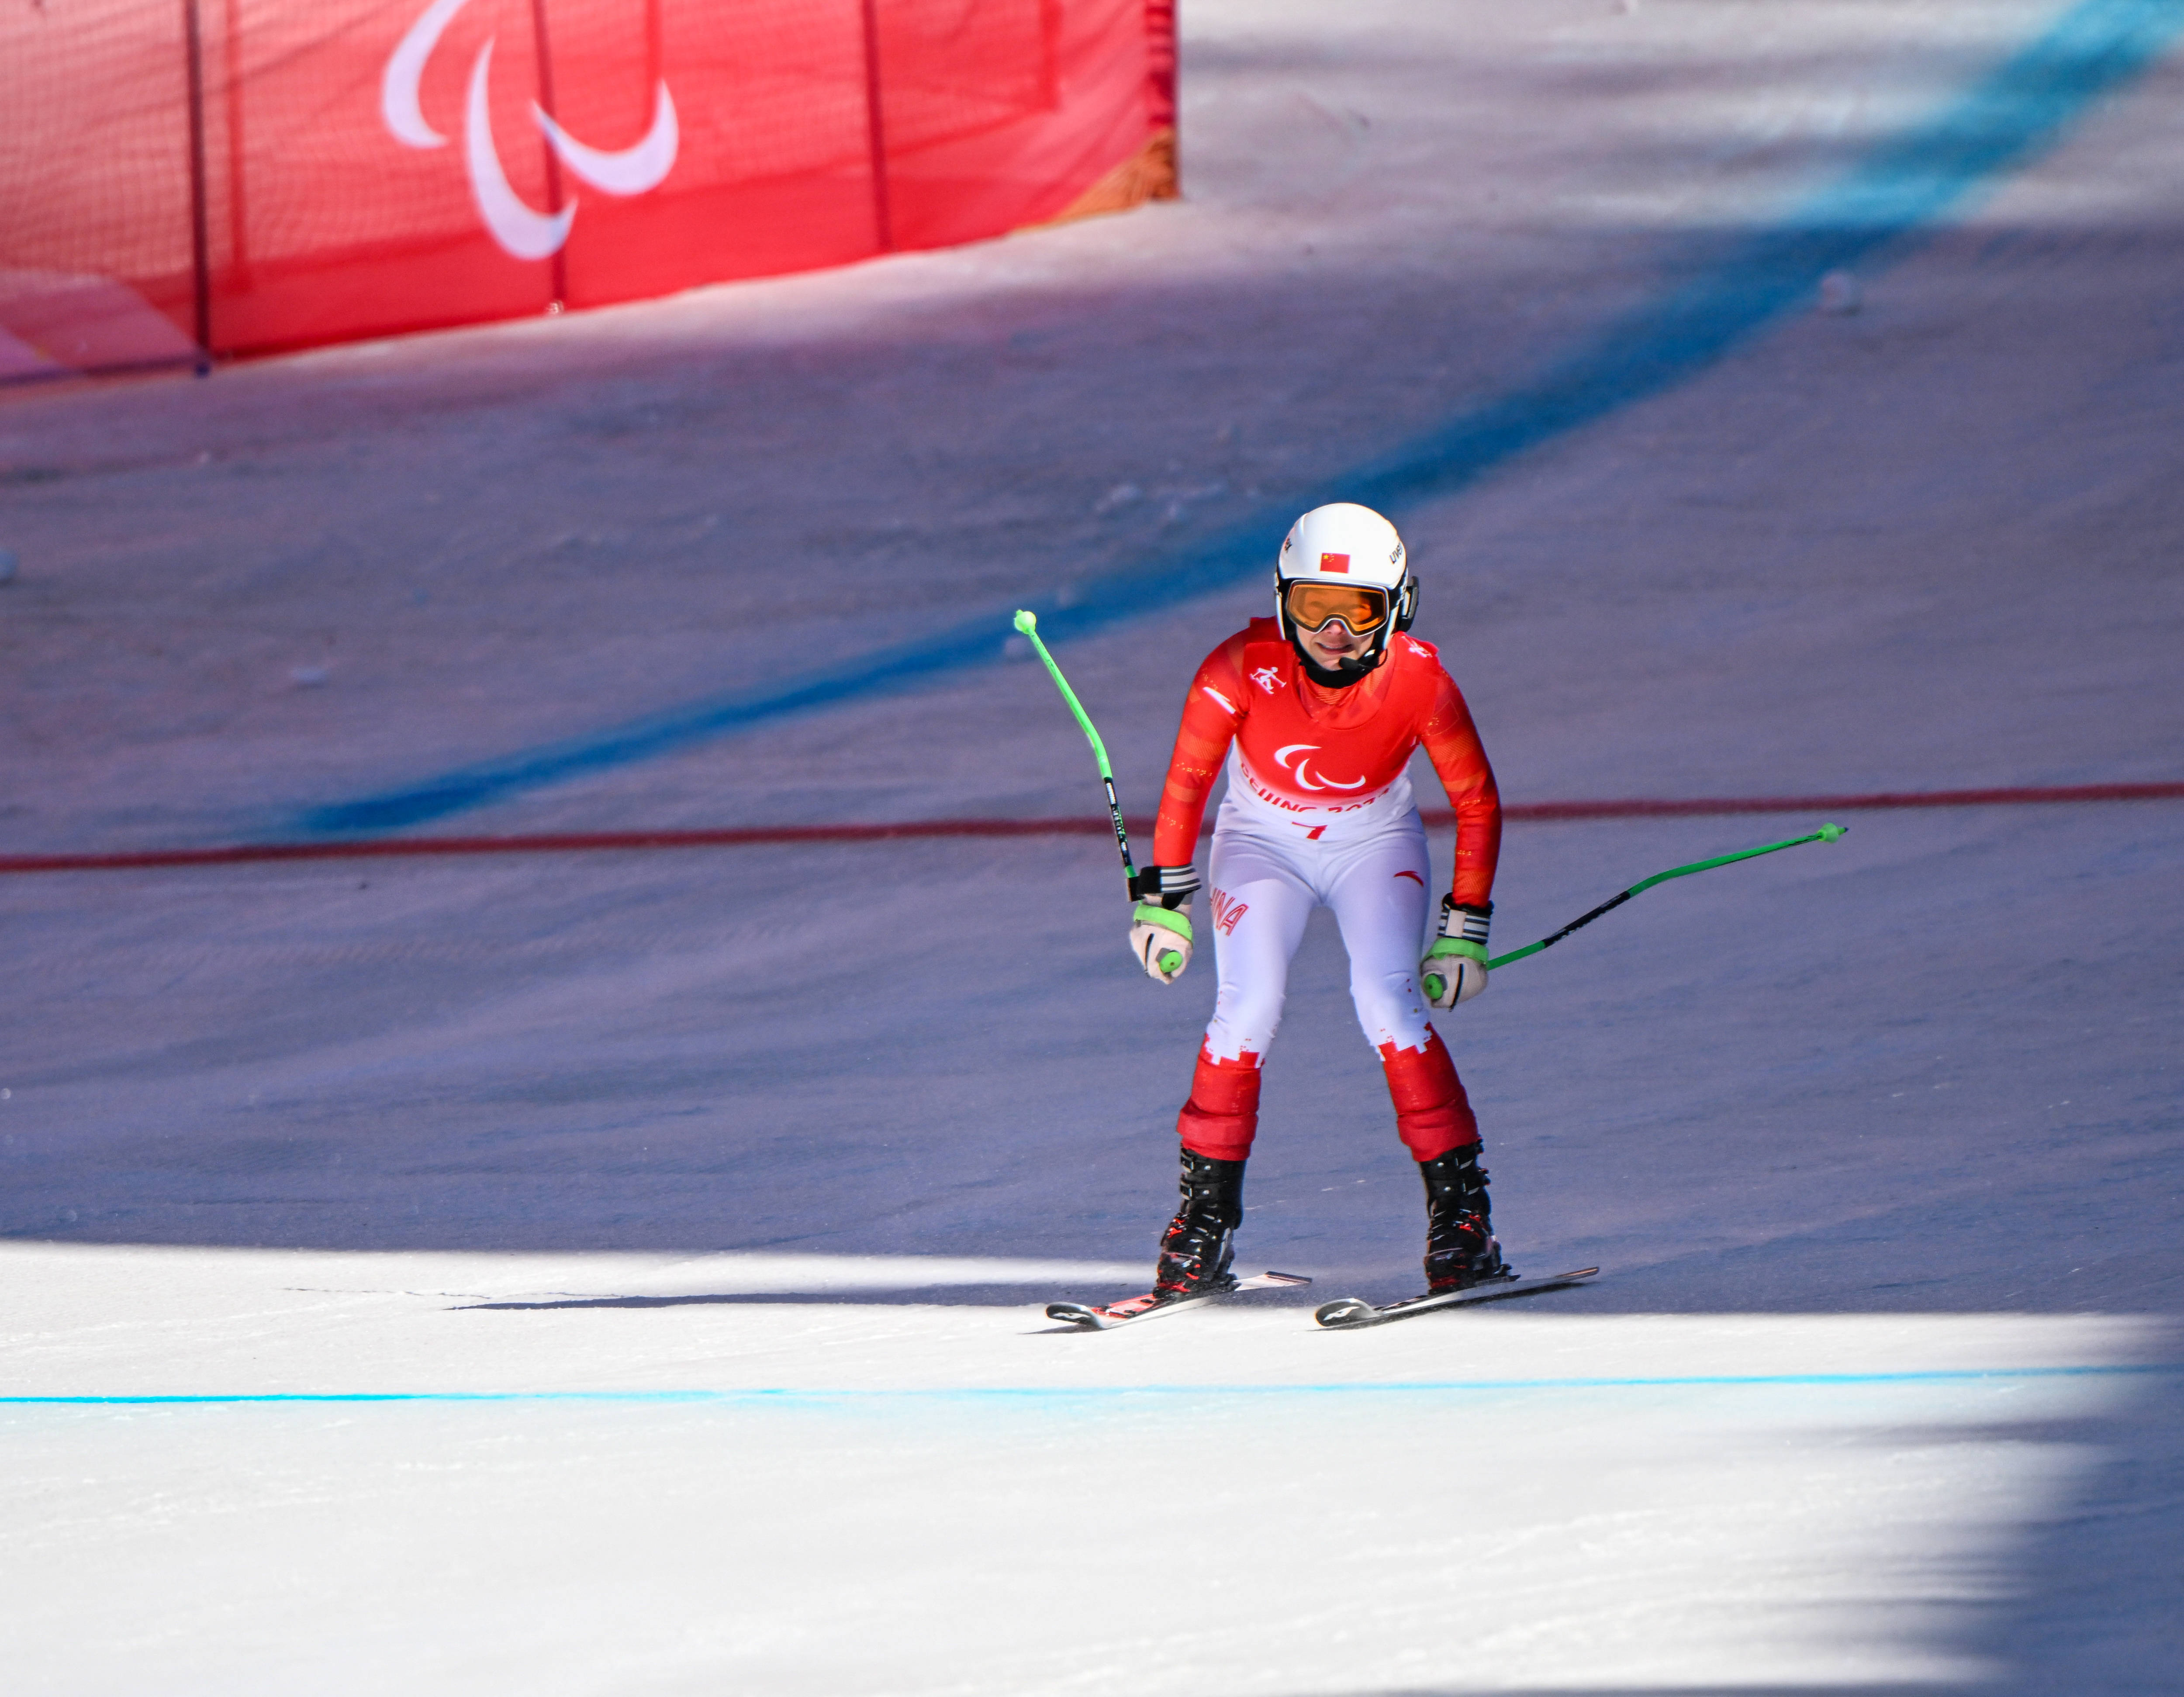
[
  {"xmin": 1313, "ymin": 1266, "xmax": 1600, "ymax": 1329},
  {"xmin": 1046, "ymin": 1269, "xmax": 1312, "ymax": 1331}
]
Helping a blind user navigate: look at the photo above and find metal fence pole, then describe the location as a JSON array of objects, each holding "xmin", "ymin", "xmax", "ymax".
[
  {"xmin": 528, "ymin": 0, "xmax": 571, "ymax": 307},
  {"xmin": 182, "ymin": 0, "xmax": 214, "ymax": 361},
  {"xmin": 859, "ymin": 0, "xmax": 893, "ymax": 250}
]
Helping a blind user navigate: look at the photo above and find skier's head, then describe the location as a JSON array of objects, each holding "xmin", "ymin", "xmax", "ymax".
[{"xmin": 1273, "ymin": 503, "xmax": 1416, "ymax": 687}]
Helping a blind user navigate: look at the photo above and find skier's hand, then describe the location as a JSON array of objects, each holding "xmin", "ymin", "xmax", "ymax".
[
  {"xmin": 1421, "ymin": 898, "xmax": 1491, "ymax": 1009},
  {"xmin": 1422, "ymin": 939, "xmax": 1486, "ymax": 1007},
  {"xmin": 1127, "ymin": 865, "xmax": 1199, "ymax": 985},
  {"xmin": 1130, "ymin": 902, "xmax": 1194, "ymax": 984}
]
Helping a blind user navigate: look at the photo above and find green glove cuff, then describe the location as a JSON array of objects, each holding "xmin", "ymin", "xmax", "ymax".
[
  {"xmin": 1133, "ymin": 903, "xmax": 1194, "ymax": 943},
  {"xmin": 1424, "ymin": 937, "xmax": 1487, "ymax": 966}
]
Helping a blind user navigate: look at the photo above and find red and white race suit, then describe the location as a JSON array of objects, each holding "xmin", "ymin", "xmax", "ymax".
[{"xmin": 1151, "ymin": 617, "xmax": 1502, "ymax": 1164}]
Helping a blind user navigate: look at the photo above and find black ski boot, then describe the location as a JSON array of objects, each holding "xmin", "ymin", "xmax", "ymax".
[
  {"xmin": 1154, "ymin": 1150, "xmax": 1246, "ymax": 1297},
  {"xmin": 1420, "ymin": 1144, "xmax": 1507, "ymax": 1293}
]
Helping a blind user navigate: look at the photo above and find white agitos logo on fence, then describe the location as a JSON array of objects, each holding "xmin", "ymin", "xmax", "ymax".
[{"xmin": 382, "ymin": 0, "xmax": 678, "ymax": 260}]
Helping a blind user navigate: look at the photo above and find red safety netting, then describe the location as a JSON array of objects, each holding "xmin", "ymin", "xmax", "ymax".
[{"xmin": 0, "ymin": 0, "xmax": 1175, "ymax": 379}]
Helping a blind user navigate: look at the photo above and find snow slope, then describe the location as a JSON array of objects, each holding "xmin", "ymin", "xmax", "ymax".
[{"xmin": 1, "ymin": 0, "xmax": 2180, "ymax": 1691}]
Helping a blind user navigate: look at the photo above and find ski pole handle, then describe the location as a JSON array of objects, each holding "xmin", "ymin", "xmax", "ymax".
[{"xmin": 1013, "ymin": 611, "xmax": 1138, "ymax": 891}]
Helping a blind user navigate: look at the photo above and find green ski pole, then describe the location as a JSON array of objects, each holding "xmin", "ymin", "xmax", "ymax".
[
  {"xmin": 1483, "ymin": 823, "xmax": 1849, "ymax": 973},
  {"xmin": 1013, "ymin": 610, "xmax": 1142, "ymax": 903}
]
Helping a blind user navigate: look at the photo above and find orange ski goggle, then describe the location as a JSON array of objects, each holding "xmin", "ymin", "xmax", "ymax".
[{"xmin": 1284, "ymin": 581, "xmax": 1390, "ymax": 635}]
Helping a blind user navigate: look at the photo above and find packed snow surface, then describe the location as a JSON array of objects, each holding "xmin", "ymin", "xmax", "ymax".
[{"xmin": 2, "ymin": 0, "xmax": 2181, "ymax": 1692}]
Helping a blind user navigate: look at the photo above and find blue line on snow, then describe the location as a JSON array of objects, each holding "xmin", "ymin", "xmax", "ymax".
[
  {"xmin": 297, "ymin": 0, "xmax": 2184, "ymax": 837},
  {"xmin": 6, "ymin": 1363, "xmax": 2180, "ymax": 1406}
]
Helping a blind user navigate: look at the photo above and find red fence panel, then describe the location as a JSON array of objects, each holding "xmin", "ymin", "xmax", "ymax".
[
  {"xmin": 0, "ymin": 0, "xmax": 1176, "ymax": 377},
  {"xmin": 0, "ymin": 0, "xmax": 203, "ymax": 378},
  {"xmin": 878, "ymin": 0, "xmax": 1157, "ymax": 250}
]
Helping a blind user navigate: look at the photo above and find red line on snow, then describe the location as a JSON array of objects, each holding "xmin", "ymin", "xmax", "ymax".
[
  {"xmin": 2, "ymin": 782, "xmax": 2178, "ymax": 876},
  {"xmin": 1442, "ymin": 781, "xmax": 2184, "ymax": 824}
]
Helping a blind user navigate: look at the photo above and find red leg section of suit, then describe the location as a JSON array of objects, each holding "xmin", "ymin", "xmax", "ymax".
[
  {"xmin": 1377, "ymin": 1032, "xmax": 1479, "ymax": 1162},
  {"xmin": 1177, "ymin": 1045, "xmax": 1262, "ymax": 1161}
]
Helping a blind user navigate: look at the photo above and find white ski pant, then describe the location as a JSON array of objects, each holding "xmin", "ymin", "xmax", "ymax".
[
  {"xmin": 1178, "ymin": 805, "xmax": 1476, "ymax": 1162},
  {"xmin": 1202, "ymin": 808, "xmax": 1436, "ymax": 1066}
]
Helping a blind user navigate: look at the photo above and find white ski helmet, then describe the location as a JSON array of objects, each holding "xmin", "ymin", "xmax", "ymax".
[{"xmin": 1273, "ymin": 502, "xmax": 1416, "ymax": 673}]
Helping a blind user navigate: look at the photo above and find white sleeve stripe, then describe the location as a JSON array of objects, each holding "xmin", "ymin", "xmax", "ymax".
[{"xmin": 1202, "ymin": 685, "xmax": 1238, "ymax": 715}]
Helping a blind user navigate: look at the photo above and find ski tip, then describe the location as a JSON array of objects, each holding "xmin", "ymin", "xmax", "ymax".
[
  {"xmin": 1254, "ymin": 1269, "xmax": 1313, "ymax": 1288},
  {"xmin": 1313, "ymin": 1298, "xmax": 1372, "ymax": 1328},
  {"xmin": 1044, "ymin": 1302, "xmax": 1104, "ymax": 1328}
]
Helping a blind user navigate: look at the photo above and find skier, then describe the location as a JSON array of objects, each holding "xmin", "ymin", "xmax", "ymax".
[{"xmin": 1126, "ymin": 502, "xmax": 1505, "ymax": 1300}]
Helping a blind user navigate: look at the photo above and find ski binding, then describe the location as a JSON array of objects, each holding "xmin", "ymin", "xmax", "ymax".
[
  {"xmin": 1046, "ymin": 1269, "xmax": 1312, "ymax": 1330},
  {"xmin": 1314, "ymin": 1266, "xmax": 1600, "ymax": 1329}
]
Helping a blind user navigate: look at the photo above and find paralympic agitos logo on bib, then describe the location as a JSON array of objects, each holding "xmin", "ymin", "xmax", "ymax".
[
  {"xmin": 382, "ymin": 0, "xmax": 679, "ymax": 261},
  {"xmin": 1273, "ymin": 744, "xmax": 1367, "ymax": 793}
]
